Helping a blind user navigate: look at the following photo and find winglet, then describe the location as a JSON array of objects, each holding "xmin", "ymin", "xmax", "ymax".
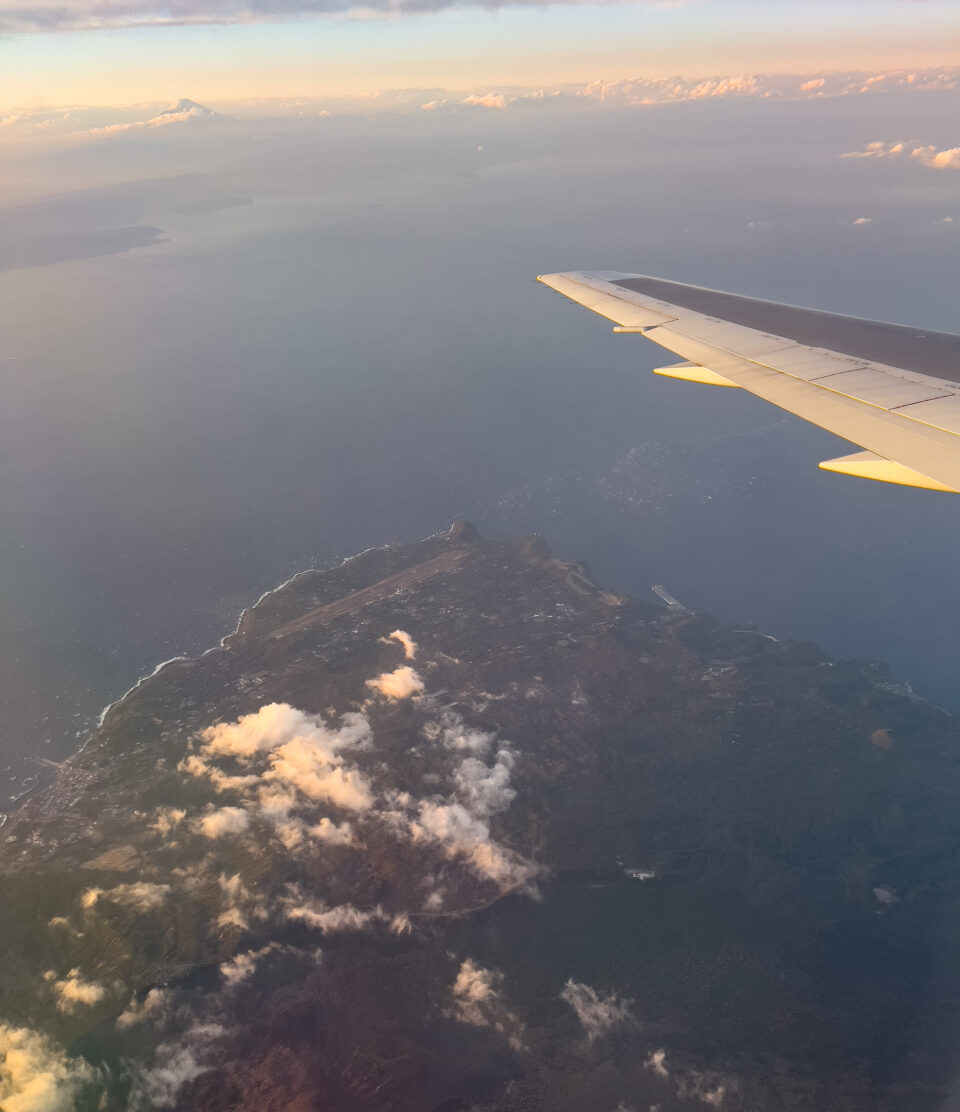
[{"xmin": 819, "ymin": 451, "xmax": 958, "ymax": 492}]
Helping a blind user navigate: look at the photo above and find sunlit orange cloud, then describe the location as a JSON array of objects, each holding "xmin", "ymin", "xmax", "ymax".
[{"xmin": 1, "ymin": 2, "xmax": 957, "ymax": 108}]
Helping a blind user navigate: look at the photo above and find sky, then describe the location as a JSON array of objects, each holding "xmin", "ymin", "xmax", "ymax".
[{"xmin": 1, "ymin": 0, "xmax": 958, "ymax": 106}]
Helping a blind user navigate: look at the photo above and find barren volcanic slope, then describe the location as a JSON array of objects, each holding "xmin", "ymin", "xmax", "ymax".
[{"xmin": 4, "ymin": 523, "xmax": 960, "ymax": 1111}]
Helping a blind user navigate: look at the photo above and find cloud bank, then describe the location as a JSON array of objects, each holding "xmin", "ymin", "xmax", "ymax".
[{"xmin": 841, "ymin": 139, "xmax": 960, "ymax": 169}]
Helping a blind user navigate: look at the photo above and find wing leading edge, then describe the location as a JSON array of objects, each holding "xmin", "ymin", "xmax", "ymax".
[{"xmin": 537, "ymin": 270, "xmax": 960, "ymax": 493}]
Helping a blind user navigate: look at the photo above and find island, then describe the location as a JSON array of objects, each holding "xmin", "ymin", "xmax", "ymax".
[{"xmin": 3, "ymin": 522, "xmax": 960, "ymax": 1111}]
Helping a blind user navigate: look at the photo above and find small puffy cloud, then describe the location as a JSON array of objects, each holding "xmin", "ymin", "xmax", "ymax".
[
  {"xmin": 390, "ymin": 912, "xmax": 412, "ymax": 934},
  {"xmin": 677, "ymin": 1072, "xmax": 728, "ymax": 1107},
  {"xmin": 366, "ymin": 665, "xmax": 425, "ymax": 700},
  {"xmin": 0, "ymin": 1025, "xmax": 95, "ymax": 1112},
  {"xmin": 841, "ymin": 140, "xmax": 960, "ymax": 169},
  {"xmin": 307, "ymin": 817, "xmax": 355, "ymax": 845},
  {"xmin": 560, "ymin": 980, "xmax": 632, "ymax": 1043},
  {"xmin": 116, "ymin": 988, "xmax": 170, "ymax": 1030},
  {"xmin": 450, "ymin": 959, "xmax": 524, "ymax": 1048},
  {"xmin": 195, "ymin": 807, "xmax": 250, "ymax": 839},
  {"xmin": 216, "ymin": 907, "xmax": 247, "ymax": 930},
  {"xmin": 219, "ymin": 942, "xmax": 293, "ymax": 986},
  {"xmin": 451, "ymin": 959, "xmax": 502, "ymax": 1026},
  {"xmin": 427, "ymin": 711, "xmax": 494, "ymax": 755},
  {"xmin": 80, "ymin": 887, "xmax": 102, "ymax": 910},
  {"xmin": 386, "ymin": 629, "xmax": 417, "ymax": 659},
  {"xmin": 180, "ymin": 754, "xmax": 259, "ymax": 793},
  {"xmin": 454, "ymin": 748, "xmax": 516, "ymax": 817},
  {"xmin": 852, "ymin": 217, "xmax": 872, "ymax": 225},
  {"xmin": 150, "ymin": 807, "xmax": 186, "ymax": 835},
  {"xmin": 646, "ymin": 1048, "xmax": 669, "ymax": 1077},
  {"xmin": 914, "ymin": 145, "xmax": 960, "ymax": 169},
  {"xmin": 52, "ymin": 969, "xmax": 106, "ymax": 1013}
]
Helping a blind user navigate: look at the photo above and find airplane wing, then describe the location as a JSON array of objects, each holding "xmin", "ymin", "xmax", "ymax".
[{"xmin": 537, "ymin": 270, "xmax": 960, "ymax": 493}]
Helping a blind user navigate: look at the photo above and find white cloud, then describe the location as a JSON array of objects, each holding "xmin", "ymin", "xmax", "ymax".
[
  {"xmin": 52, "ymin": 969, "xmax": 106, "ymax": 1013},
  {"xmin": 219, "ymin": 942, "xmax": 292, "ymax": 986},
  {"xmin": 366, "ymin": 665, "xmax": 425, "ymax": 700},
  {"xmin": 852, "ymin": 216, "xmax": 872, "ymax": 224},
  {"xmin": 644, "ymin": 1048, "xmax": 731, "ymax": 1106},
  {"xmin": 454, "ymin": 748, "xmax": 516, "ymax": 817},
  {"xmin": 451, "ymin": 958, "xmax": 502, "ymax": 1026},
  {"xmin": 560, "ymin": 980, "xmax": 632, "ymax": 1043},
  {"xmin": 677, "ymin": 1072, "xmax": 728, "ymax": 1107},
  {"xmin": 130, "ymin": 1022, "xmax": 224, "ymax": 1109},
  {"xmin": 841, "ymin": 140, "xmax": 960, "ymax": 169},
  {"xmin": 386, "ymin": 629, "xmax": 417, "ymax": 659},
  {"xmin": 194, "ymin": 806, "xmax": 250, "ymax": 838},
  {"xmin": 80, "ymin": 887, "xmax": 102, "ymax": 910},
  {"xmin": 914, "ymin": 145, "xmax": 960, "ymax": 169},
  {"xmin": 410, "ymin": 799, "xmax": 534, "ymax": 888},
  {"xmin": 578, "ymin": 70, "xmax": 958, "ymax": 109},
  {"xmin": 150, "ymin": 807, "xmax": 186, "ymax": 835},
  {"xmin": 116, "ymin": 989, "xmax": 170, "ymax": 1030},
  {"xmin": 284, "ymin": 896, "xmax": 385, "ymax": 933},
  {"xmin": 402, "ymin": 711, "xmax": 536, "ymax": 891},
  {"xmin": 178, "ymin": 703, "xmax": 377, "ymax": 855},
  {"xmin": 307, "ymin": 817, "xmax": 355, "ymax": 844},
  {"xmin": 85, "ymin": 882, "xmax": 170, "ymax": 913},
  {"xmin": 449, "ymin": 959, "xmax": 525, "ymax": 1048},
  {"xmin": 216, "ymin": 907, "xmax": 247, "ymax": 929},
  {"xmin": 646, "ymin": 1048, "xmax": 669, "ymax": 1078},
  {"xmin": 428, "ymin": 710, "xmax": 494, "ymax": 755},
  {"xmin": 199, "ymin": 703, "xmax": 370, "ymax": 761},
  {"xmin": 179, "ymin": 755, "xmax": 259, "ymax": 793},
  {"xmin": 176, "ymin": 690, "xmax": 534, "ymax": 910},
  {"xmin": 263, "ymin": 737, "xmax": 374, "ymax": 811},
  {"xmin": 0, "ymin": 1025, "xmax": 95, "ymax": 1112}
]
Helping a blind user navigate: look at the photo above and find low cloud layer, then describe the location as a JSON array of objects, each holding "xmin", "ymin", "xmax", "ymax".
[
  {"xmin": 0, "ymin": 1025, "xmax": 96, "ymax": 1112},
  {"xmin": 841, "ymin": 139, "xmax": 960, "ymax": 169}
]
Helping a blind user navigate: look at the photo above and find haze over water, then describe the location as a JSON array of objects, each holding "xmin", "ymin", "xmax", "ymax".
[{"xmin": 2, "ymin": 86, "xmax": 960, "ymax": 789}]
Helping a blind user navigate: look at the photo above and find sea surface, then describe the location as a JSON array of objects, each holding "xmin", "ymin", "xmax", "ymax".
[{"xmin": 2, "ymin": 92, "xmax": 959, "ymax": 792}]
